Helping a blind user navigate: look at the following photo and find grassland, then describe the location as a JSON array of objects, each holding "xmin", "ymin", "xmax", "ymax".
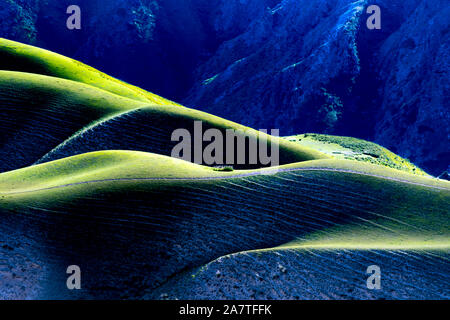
[
  {"xmin": 286, "ymin": 133, "xmax": 429, "ymax": 176},
  {"xmin": 0, "ymin": 39, "xmax": 448, "ymax": 299},
  {"xmin": 0, "ymin": 150, "xmax": 448, "ymax": 298},
  {"xmin": 0, "ymin": 38, "xmax": 180, "ymax": 105},
  {"xmin": 0, "ymin": 69, "xmax": 328, "ymax": 172}
]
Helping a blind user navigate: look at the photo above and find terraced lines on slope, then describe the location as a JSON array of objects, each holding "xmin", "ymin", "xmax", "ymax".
[
  {"xmin": 150, "ymin": 248, "xmax": 449, "ymax": 299},
  {"xmin": 0, "ymin": 151, "xmax": 448, "ymax": 298},
  {"xmin": 0, "ymin": 71, "xmax": 329, "ymax": 172},
  {"xmin": 0, "ymin": 70, "xmax": 146, "ymax": 172}
]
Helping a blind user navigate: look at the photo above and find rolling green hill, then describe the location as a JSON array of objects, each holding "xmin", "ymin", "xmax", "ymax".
[
  {"xmin": 0, "ymin": 69, "xmax": 328, "ymax": 172},
  {"xmin": 0, "ymin": 38, "xmax": 179, "ymax": 105},
  {"xmin": 0, "ymin": 39, "xmax": 448, "ymax": 299},
  {"xmin": 0, "ymin": 151, "xmax": 448, "ymax": 298},
  {"xmin": 286, "ymin": 133, "xmax": 429, "ymax": 176}
]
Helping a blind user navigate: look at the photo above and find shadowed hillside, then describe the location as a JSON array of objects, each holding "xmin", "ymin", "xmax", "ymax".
[{"xmin": 0, "ymin": 40, "xmax": 449, "ymax": 300}]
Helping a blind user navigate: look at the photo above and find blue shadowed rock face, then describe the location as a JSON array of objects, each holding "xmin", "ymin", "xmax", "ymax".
[
  {"xmin": 0, "ymin": 0, "xmax": 40, "ymax": 43},
  {"xmin": 184, "ymin": 0, "xmax": 449, "ymax": 176},
  {"xmin": 0, "ymin": 0, "xmax": 448, "ymax": 175}
]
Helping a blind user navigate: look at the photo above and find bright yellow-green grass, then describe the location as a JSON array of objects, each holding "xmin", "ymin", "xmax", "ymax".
[
  {"xmin": 0, "ymin": 39, "xmax": 426, "ymax": 173},
  {"xmin": 0, "ymin": 151, "xmax": 227, "ymax": 194},
  {"xmin": 0, "ymin": 151, "xmax": 448, "ymax": 252},
  {"xmin": 0, "ymin": 150, "xmax": 447, "ymax": 194},
  {"xmin": 0, "ymin": 38, "xmax": 180, "ymax": 106},
  {"xmin": 0, "ymin": 39, "xmax": 448, "ymax": 254},
  {"xmin": 286, "ymin": 133, "xmax": 429, "ymax": 176},
  {"xmin": 1, "ymin": 150, "xmax": 447, "ymax": 195},
  {"xmin": 0, "ymin": 70, "xmax": 330, "ymax": 167},
  {"xmin": 0, "ymin": 70, "xmax": 144, "ymax": 114}
]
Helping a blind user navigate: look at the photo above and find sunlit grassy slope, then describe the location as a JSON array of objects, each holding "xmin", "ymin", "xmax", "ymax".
[
  {"xmin": 286, "ymin": 133, "xmax": 429, "ymax": 176},
  {"xmin": 0, "ymin": 151, "xmax": 448, "ymax": 298},
  {"xmin": 0, "ymin": 69, "xmax": 328, "ymax": 172},
  {"xmin": 0, "ymin": 38, "xmax": 179, "ymax": 105},
  {"xmin": 0, "ymin": 39, "xmax": 448, "ymax": 299},
  {"xmin": 0, "ymin": 38, "xmax": 328, "ymax": 172}
]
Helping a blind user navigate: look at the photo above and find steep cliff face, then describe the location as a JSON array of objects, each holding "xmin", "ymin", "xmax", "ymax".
[
  {"xmin": 373, "ymin": 0, "xmax": 450, "ymax": 173},
  {"xmin": 185, "ymin": 0, "xmax": 367, "ymax": 133},
  {"xmin": 0, "ymin": 0, "xmax": 448, "ymax": 175},
  {"xmin": 183, "ymin": 0, "xmax": 449, "ymax": 175}
]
